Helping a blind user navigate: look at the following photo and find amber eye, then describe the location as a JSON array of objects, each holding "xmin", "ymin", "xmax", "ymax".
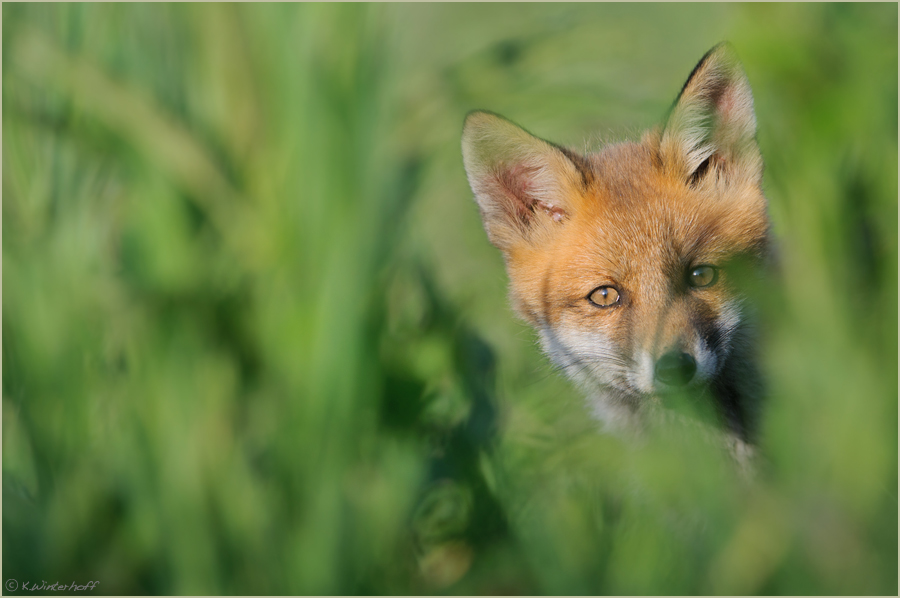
[
  {"xmin": 688, "ymin": 265, "xmax": 718, "ymax": 288},
  {"xmin": 588, "ymin": 286, "xmax": 620, "ymax": 308}
]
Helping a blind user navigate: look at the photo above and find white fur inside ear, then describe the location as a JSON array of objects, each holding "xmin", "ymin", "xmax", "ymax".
[
  {"xmin": 660, "ymin": 46, "xmax": 761, "ymax": 184},
  {"xmin": 461, "ymin": 112, "xmax": 581, "ymax": 248}
]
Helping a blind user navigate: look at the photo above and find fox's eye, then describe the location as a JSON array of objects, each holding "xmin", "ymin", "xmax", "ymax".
[
  {"xmin": 588, "ymin": 286, "xmax": 620, "ymax": 308},
  {"xmin": 688, "ymin": 265, "xmax": 718, "ymax": 288}
]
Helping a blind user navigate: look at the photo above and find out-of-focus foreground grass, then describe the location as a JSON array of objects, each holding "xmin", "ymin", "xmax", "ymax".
[{"xmin": 3, "ymin": 3, "xmax": 896, "ymax": 595}]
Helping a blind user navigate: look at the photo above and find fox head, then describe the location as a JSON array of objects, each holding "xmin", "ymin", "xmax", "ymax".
[{"xmin": 461, "ymin": 44, "xmax": 771, "ymax": 437}]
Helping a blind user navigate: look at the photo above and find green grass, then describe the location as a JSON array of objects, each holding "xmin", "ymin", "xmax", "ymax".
[{"xmin": 3, "ymin": 3, "xmax": 897, "ymax": 595}]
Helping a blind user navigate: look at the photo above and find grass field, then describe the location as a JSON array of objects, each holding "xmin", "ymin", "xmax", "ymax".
[{"xmin": 3, "ymin": 3, "xmax": 897, "ymax": 595}]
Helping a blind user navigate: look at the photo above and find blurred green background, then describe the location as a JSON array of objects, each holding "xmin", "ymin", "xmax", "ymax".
[{"xmin": 3, "ymin": 3, "xmax": 897, "ymax": 595}]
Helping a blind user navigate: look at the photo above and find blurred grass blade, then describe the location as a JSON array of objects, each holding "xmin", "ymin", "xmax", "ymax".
[{"xmin": 10, "ymin": 28, "xmax": 246, "ymax": 248}]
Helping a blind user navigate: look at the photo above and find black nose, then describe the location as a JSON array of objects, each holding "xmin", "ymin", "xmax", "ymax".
[{"xmin": 654, "ymin": 351, "xmax": 697, "ymax": 387}]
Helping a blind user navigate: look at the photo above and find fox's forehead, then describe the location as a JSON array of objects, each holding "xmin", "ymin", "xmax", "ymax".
[
  {"xmin": 552, "ymin": 142, "xmax": 769, "ymax": 277},
  {"xmin": 582, "ymin": 141, "xmax": 694, "ymax": 216},
  {"xmin": 587, "ymin": 142, "xmax": 661, "ymax": 203}
]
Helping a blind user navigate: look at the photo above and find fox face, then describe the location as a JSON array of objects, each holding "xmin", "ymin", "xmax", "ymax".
[{"xmin": 462, "ymin": 44, "xmax": 771, "ymax": 442}]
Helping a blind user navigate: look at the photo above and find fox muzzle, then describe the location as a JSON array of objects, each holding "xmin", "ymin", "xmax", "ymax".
[{"xmin": 654, "ymin": 351, "xmax": 697, "ymax": 387}]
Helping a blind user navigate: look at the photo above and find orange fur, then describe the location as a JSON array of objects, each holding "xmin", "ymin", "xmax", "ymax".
[{"xmin": 462, "ymin": 44, "xmax": 771, "ymax": 450}]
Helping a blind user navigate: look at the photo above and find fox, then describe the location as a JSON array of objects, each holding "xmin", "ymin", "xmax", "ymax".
[{"xmin": 461, "ymin": 44, "xmax": 771, "ymax": 455}]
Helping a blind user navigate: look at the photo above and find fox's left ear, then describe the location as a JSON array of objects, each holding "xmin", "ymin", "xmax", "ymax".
[
  {"xmin": 660, "ymin": 43, "xmax": 762, "ymax": 187},
  {"xmin": 461, "ymin": 111, "xmax": 586, "ymax": 252}
]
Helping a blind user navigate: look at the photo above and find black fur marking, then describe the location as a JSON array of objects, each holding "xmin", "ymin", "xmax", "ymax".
[
  {"xmin": 688, "ymin": 155, "xmax": 713, "ymax": 187},
  {"xmin": 665, "ymin": 43, "xmax": 732, "ymax": 138},
  {"xmin": 553, "ymin": 143, "xmax": 593, "ymax": 189},
  {"xmin": 713, "ymin": 392, "xmax": 746, "ymax": 438},
  {"xmin": 691, "ymin": 299, "xmax": 750, "ymax": 440},
  {"xmin": 711, "ymin": 372, "xmax": 749, "ymax": 441},
  {"xmin": 674, "ymin": 43, "xmax": 724, "ymax": 106},
  {"xmin": 691, "ymin": 300, "xmax": 720, "ymax": 356},
  {"xmin": 666, "ymin": 42, "xmax": 725, "ymax": 120}
]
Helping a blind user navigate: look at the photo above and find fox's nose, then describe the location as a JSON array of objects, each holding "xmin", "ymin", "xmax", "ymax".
[{"xmin": 654, "ymin": 351, "xmax": 697, "ymax": 387}]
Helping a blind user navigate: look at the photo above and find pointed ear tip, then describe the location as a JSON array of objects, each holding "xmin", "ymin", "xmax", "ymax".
[
  {"xmin": 707, "ymin": 42, "xmax": 745, "ymax": 70},
  {"xmin": 463, "ymin": 110, "xmax": 499, "ymax": 131},
  {"xmin": 710, "ymin": 41, "xmax": 735, "ymax": 54},
  {"xmin": 461, "ymin": 112, "xmax": 496, "ymax": 165},
  {"xmin": 462, "ymin": 111, "xmax": 494, "ymax": 144}
]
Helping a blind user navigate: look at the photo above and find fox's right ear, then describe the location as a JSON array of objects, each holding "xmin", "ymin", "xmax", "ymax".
[
  {"xmin": 660, "ymin": 43, "xmax": 762, "ymax": 188},
  {"xmin": 461, "ymin": 111, "xmax": 585, "ymax": 251}
]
